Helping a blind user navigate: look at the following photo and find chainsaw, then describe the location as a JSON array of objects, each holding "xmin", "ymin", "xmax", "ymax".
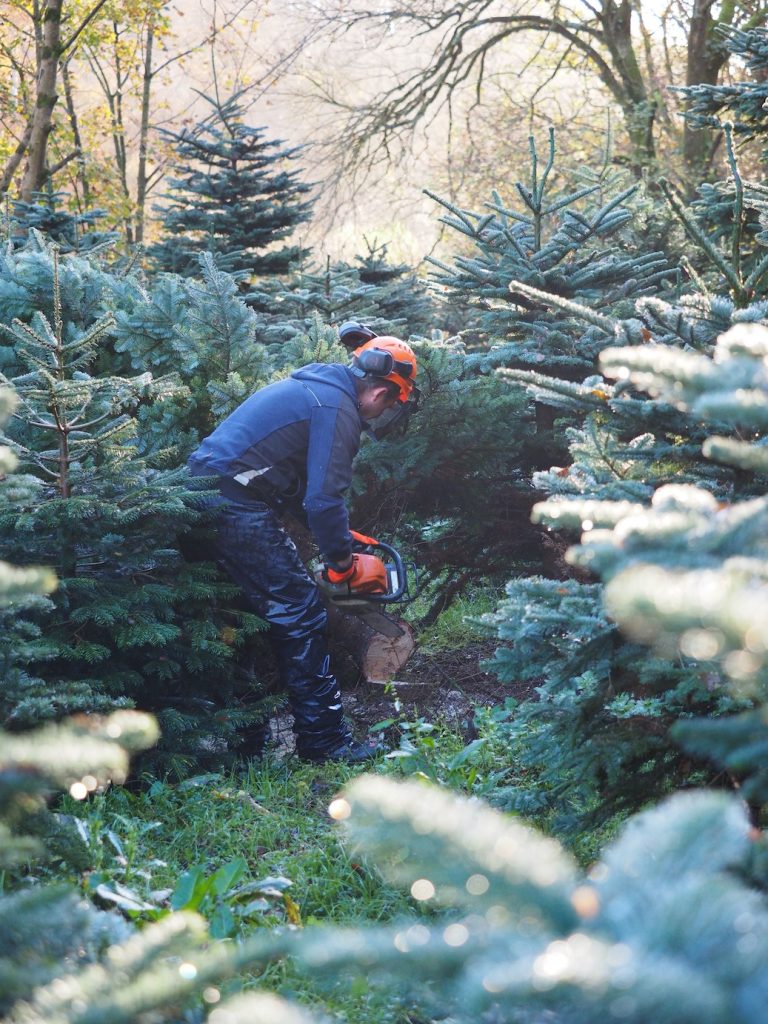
[{"xmin": 316, "ymin": 535, "xmax": 415, "ymax": 638}]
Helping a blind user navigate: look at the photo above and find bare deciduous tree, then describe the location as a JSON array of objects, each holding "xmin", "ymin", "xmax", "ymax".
[{"xmin": 290, "ymin": 0, "xmax": 767, "ymax": 186}]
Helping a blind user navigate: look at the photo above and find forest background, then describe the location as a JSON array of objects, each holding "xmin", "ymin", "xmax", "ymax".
[{"xmin": 4, "ymin": 2, "xmax": 768, "ymax": 1023}]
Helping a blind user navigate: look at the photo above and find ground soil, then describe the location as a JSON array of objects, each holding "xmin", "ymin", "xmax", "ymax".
[{"xmin": 269, "ymin": 639, "xmax": 538, "ymax": 755}]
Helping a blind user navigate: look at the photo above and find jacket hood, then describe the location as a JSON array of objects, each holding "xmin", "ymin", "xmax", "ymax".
[{"xmin": 291, "ymin": 363, "xmax": 358, "ymax": 402}]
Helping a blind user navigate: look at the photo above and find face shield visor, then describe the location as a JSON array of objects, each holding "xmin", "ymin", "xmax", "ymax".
[{"xmin": 365, "ymin": 384, "xmax": 422, "ymax": 441}]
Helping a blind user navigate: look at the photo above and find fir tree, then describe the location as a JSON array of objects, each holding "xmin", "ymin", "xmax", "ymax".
[
  {"xmin": 111, "ymin": 251, "xmax": 274, "ymax": 429},
  {"xmin": 0, "ymin": 384, "xmax": 58, "ymax": 728},
  {"xmin": 1, "ymin": 191, "xmax": 118, "ymax": 255},
  {"xmin": 245, "ymin": 254, "xmax": 402, "ymax": 344},
  {"xmin": 0, "ymin": 709, "xmax": 309, "ymax": 1023},
  {"xmin": 679, "ymin": 27, "xmax": 768, "ymax": 150},
  {"xmin": 0, "ymin": 712, "xmax": 150, "ymax": 1014},
  {"xmin": 425, "ymin": 130, "xmax": 676, "ymax": 378},
  {"xmin": 353, "ymin": 237, "xmax": 435, "ymax": 336},
  {"xmin": 248, "ymin": 776, "xmax": 768, "ymax": 1024},
  {"xmin": 584, "ymin": 322, "xmax": 768, "ymax": 808},
  {"xmin": 148, "ymin": 93, "xmax": 314, "ymax": 278},
  {"xmin": 430, "ymin": 126, "xmax": 768, "ymax": 824},
  {"xmin": 0, "ymin": 242, "xmax": 270, "ymax": 771}
]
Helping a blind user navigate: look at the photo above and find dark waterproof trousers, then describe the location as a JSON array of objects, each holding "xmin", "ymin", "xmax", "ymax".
[{"xmin": 213, "ymin": 499, "xmax": 350, "ymax": 758}]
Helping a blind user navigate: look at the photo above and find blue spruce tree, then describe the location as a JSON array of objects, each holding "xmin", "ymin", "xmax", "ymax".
[{"xmin": 148, "ymin": 92, "xmax": 314, "ymax": 279}]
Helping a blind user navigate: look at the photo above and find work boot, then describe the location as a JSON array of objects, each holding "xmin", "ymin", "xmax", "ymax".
[{"xmin": 299, "ymin": 737, "xmax": 385, "ymax": 764}]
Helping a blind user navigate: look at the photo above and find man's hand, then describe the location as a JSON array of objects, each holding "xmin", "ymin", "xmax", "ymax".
[{"xmin": 324, "ymin": 559, "xmax": 355, "ymax": 584}]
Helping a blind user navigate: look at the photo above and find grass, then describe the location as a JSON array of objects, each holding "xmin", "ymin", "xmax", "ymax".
[
  {"xmin": 57, "ymin": 753, "xmax": 425, "ymax": 1023},
  {"xmin": 42, "ymin": 590, "xmax": 625, "ymax": 1021},
  {"xmin": 411, "ymin": 586, "xmax": 502, "ymax": 653}
]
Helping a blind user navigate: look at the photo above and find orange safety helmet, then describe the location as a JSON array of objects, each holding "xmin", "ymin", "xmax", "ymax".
[{"xmin": 351, "ymin": 336, "xmax": 418, "ymax": 403}]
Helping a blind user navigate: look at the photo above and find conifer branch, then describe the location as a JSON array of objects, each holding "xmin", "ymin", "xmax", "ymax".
[
  {"xmin": 507, "ymin": 280, "xmax": 619, "ymax": 335},
  {"xmin": 723, "ymin": 125, "xmax": 744, "ymax": 286},
  {"xmin": 659, "ymin": 178, "xmax": 742, "ymax": 293}
]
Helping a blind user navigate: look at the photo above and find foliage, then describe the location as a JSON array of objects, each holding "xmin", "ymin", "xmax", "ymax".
[
  {"xmin": 0, "ymin": 240, "xmax": 270, "ymax": 770},
  {"xmin": 476, "ymin": 575, "xmax": 723, "ymax": 828},
  {"xmin": 383, "ymin": 716, "xmax": 511, "ymax": 800},
  {"xmin": 0, "ymin": 710, "xmax": 156, "ymax": 1014},
  {"xmin": 2, "ymin": 192, "xmax": 118, "ymax": 254},
  {"xmin": 0, "ymin": 380, "xmax": 57, "ymax": 727},
  {"xmin": 0, "ymin": 711, "xmax": 325, "ymax": 1024},
  {"xmin": 245, "ymin": 252, "xmax": 412, "ymax": 345},
  {"xmin": 349, "ymin": 337, "xmax": 541, "ymax": 603},
  {"xmin": 54, "ymin": 757, "xmax": 419, "ymax": 1022},
  {"xmin": 679, "ymin": 26, "xmax": 768, "ymax": 148},
  {"xmin": 111, "ymin": 250, "xmax": 274, "ymax": 430},
  {"xmin": 426, "ymin": 131, "xmax": 676, "ymax": 378},
  {"xmin": 472, "ymin": 125, "xmax": 768, "ymax": 827},
  {"xmin": 148, "ymin": 92, "xmax": 314, "ymax": 279},
  {"xmin": 276, "ymin": 776, "xmax": 768, "ymax": 1024},
  {"xmin": 353, "ymin": 237, "xmax": 435, "ymax": 336}
]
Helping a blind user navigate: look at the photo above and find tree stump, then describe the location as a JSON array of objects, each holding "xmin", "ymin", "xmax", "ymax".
[{"xmin": 324, "ymin": 598, "xmax": 415, "ymax": 685}]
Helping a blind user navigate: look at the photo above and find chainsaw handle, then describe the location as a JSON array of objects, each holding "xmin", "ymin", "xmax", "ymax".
[{"xmin": 354, "ymin": 539, "xmax": 408, "ymax": 604}]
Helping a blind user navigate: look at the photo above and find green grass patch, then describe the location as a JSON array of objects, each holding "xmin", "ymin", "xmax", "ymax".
[
  {"xmin": 414, "ymin": 587, "xmax": 502, "ymax": 653},
  {"xmin": 57, "ymin": 754, "xmax": 425, "ymax": 1023}
]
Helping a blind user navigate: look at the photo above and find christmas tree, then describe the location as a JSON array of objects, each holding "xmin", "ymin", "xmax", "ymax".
[
  {"xmin": 353, "ymin": 237, "xmax": 435, "ymax": 336},
  {"xmin": 275, "ymin": 775, "xmax": 768, "ymax": 1024},
  {"xmin": 0, "ymin": 241, "xmax": 270, "ymax": 771},
  {"xmin": 476, "ymin": 125, "xmax": 768, "ymax": 826},
  {"xmin": 111, "ymin": 251, "xmax": 274, "ymax": 430},
  {"xmin": 407, "ymin": 116, "xmax": 768, "ymax": 826},
  {"xmin": 245, "ymin": 254, "xmax": 402, "ymax": 345},
  {"xmin": 425, "ymin": 130, "xmax": 676, "ymax": 379},
  {"xmin": 0, "ymin": 707, "xmax": 308, "ymax": 1023},
  {"xmin": 2, "ymin": 191, "xmax": 118, "ymax": 255},
  {"xmin": 678, "ymin": 27, "xmax": 768, "ymax": 151},
  {"xmin": 148, "ymin": 92, "xmax": 314, "ymax": 279}
]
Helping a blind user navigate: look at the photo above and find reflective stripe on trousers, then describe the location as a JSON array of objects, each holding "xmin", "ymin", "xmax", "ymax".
[{"xmin": 213, "ymin": 500, "xmax": 350, "ymax": 757}]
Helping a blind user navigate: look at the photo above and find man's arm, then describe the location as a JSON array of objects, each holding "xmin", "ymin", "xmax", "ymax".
[{"xmin": 303, "ymin": 404, "xmax": 360, "ymax": 568}]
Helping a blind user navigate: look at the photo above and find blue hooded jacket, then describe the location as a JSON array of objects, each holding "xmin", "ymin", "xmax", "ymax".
[{"xmin": 188, "ymin": 363, "xmax": 363, "ymax": 566}]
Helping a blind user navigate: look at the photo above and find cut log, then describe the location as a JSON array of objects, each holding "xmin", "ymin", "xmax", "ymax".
[
  {"xmin": 324, "ymin": 596, "xmax": 415, "ymax": 685},
  {"xmin": 362, "ymin": 623, "xmax": 416, "ymax": 683}
]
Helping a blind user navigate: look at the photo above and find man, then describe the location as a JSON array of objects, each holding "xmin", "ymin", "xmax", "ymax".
[{"xmin": 188, "ymin": 329, "xmax": 419, "ymax": 763}]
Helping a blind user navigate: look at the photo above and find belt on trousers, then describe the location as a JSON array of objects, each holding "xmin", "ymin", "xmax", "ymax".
[{"xmin": 217, "ymin": 475, "xmax": 287, "ymax": 510}]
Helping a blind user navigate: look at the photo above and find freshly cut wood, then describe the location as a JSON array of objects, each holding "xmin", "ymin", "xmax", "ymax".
[
  {"xmin": 285, "ymin": 515, "xmax": 416, "ymax": 685},
  {"xmin": 324, "ymin": 597, "xmax": 415, "ymax": 685},
  {"xmin": 363, "ymin": 623, "xmax": 416, "ymax": 683}
]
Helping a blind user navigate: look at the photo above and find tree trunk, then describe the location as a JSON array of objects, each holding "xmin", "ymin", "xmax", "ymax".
[
  {"xmin": 61, "ymin": 58, "xmax": 89, "ymax": 208},
  {"xmin": 0, "ymin": 123, "xmax": 34, "ymax": 194},
  {"xmin": 601, "ymin": 0, "xmax": 657, "ymax": 173},
  {"xmin": 324, "ymin": 598, "xmax": 415, "ymax": 686},
  {"xmin": 20, "ymin": 0, "xmax": 64, "ymax": 201},
  {"xmin": 135, "ymin": 14, "xmax": 155, "ymax": 246},
  {"xmin": 683, "ymin": 0, "xmax": 727, "ymax": 188}
]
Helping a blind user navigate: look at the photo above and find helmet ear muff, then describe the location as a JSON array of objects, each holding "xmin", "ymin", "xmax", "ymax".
[
  {"xmin": 353, "ymin": 348, "xmax": 395, "ymax": 377},
  {"xmin": 350, "ymin": 336, "xmax": 418, "ymax": 402}
]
